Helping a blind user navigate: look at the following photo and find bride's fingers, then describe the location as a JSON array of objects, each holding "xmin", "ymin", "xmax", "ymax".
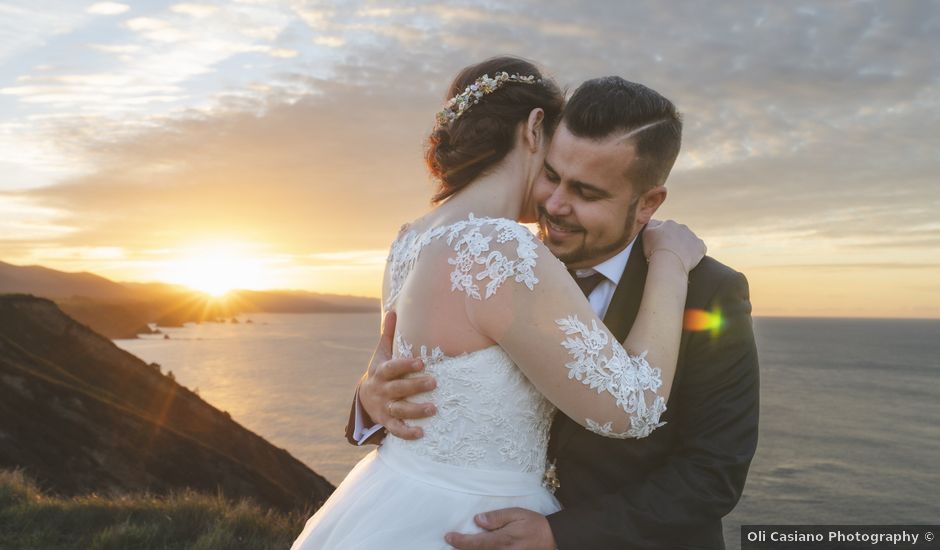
[
  {"xmin": 387, "ymin": 399, "xmax": 436, "ymax": 420},
  {"xmin": 385, "ymin": 417, "xmax": 423, "ymax": 440}
]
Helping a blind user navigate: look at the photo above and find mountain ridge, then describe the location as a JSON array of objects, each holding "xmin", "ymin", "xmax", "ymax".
[{"xmin": 0, "ymin": 259, "xmax": 379, "ymax": 338}]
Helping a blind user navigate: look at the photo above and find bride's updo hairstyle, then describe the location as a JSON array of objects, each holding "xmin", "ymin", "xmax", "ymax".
[{"xmin": 427, "ymin": 56, "xmax": 563, "ymax": 204}]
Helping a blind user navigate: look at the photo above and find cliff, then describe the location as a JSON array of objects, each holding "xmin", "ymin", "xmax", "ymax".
[{"xmin": 0, "ymin": 294, "xmax": 334, "ymax": 514}]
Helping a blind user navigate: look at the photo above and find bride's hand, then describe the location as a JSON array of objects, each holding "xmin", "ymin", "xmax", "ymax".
[{"xmin": 643, "ymin": 219, "xmax": 706, "ymax": 274}]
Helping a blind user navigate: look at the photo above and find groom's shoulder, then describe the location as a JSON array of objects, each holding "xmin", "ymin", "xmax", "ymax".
[{"xmin": 687, "ymin": 256, "xmax": 750, "ymax": 304}]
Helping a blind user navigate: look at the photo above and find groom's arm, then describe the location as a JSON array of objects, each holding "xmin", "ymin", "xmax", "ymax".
[
  {"xmin": 344, "ymin": 311, "xmax": 437, "ymax": 445},
  {"xmin": 548, "ymin": 271, "xmax": 759, "ymax": 549},
  {"xmin": 344, "ymin": 385, "xmax": 387, "ymax": 445}
]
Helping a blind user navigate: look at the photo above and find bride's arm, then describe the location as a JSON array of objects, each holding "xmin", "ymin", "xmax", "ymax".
[{"xmin": 464, "ymin": 220, "xmax": 702, "ymax": 438}]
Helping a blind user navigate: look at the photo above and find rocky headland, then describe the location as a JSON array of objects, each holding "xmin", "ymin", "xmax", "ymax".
[{"xmin": 0, "ymin": 294, "xmax": 334, "ymax": 514}]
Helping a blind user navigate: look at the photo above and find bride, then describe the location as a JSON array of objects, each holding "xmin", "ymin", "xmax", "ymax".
[{"xmin": 291, "ymin": 56, "xmax": 703, "ymax": 549}]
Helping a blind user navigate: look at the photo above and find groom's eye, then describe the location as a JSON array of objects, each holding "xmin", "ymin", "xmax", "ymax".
[
  {"xmin": 574, "ymin": 185, "xmax": 600, "ymax": 201},
  {"xmin": 545, "ymin": 171, "xmax": 560, "ymax": 183}
]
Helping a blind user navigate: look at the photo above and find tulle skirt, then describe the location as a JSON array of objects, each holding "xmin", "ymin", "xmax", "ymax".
[{"xmin": 290, "ymin": 444, "xmax": 561, "ymax": 549}]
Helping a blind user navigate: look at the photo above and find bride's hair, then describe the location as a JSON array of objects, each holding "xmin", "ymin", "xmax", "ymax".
[{"xmin": 427, "ymin": 56, "xmax": 563, "ymax": 204}]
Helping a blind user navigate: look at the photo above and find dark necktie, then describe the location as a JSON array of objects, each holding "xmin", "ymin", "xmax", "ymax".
[{"xmin": 569, "ymin": 270, "xmax": 606, "ymax": 297}]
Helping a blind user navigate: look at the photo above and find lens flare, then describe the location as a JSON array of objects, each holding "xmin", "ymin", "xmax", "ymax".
[{"xmin": 684, "ymin": 307, "xmax": 723, "ymax": 338}]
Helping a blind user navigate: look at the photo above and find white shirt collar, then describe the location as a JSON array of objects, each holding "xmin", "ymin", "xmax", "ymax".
[{"xmin": 571, "ymin": 236, "xmax": 637, "ymax": 285}]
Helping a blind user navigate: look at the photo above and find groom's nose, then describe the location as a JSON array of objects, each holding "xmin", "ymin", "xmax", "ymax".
[{"xmin": 544, "ymin": 186, "xmax": 573, "ymax": 217}]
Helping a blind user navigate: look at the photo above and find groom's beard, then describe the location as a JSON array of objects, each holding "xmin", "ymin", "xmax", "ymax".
[{"xmin": 537, "ymin": 204, "xmax": 637, "ymax": 268}]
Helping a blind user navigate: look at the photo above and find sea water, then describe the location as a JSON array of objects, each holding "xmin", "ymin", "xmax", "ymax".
[{"xmin": 114, "ymin": 314, "xmax": 940, "ymax": 549}]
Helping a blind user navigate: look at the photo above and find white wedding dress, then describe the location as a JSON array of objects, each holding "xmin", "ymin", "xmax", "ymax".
[{"xmin": 291, "ymin": 215, "xmax": 667, "ymax": 549}]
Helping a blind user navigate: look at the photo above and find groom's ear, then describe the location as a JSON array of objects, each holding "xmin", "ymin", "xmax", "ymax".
[
  {"xmin": 524, "ymin": 108, "xmax": 545, "ymax": 152},
  {"xmin": 635, "ymin": 185, "xmax": 668, "ymax": 225}
]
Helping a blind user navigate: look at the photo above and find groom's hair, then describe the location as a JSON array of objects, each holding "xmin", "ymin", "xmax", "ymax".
[{"xmin": 563, "ymin": 77, "xmax": 682, "ymax": 193}]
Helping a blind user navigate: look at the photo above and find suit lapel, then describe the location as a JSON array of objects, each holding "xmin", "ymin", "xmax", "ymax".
[
  {"xmin": 603, "ymin": 230, "xmax": 648, "ymax": 343},
  {"xmin": 553, "ymin": 231, "xmax": 649, "ymax": 453}
]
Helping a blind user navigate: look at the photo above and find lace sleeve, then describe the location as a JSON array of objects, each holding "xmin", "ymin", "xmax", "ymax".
[
  {"xmin": 444, "ymin": 215, "xmax": 539, "ymax": 300},
  {"xmin": 455, "ymin": 218, "xmax": 683, "ymax": 439}
]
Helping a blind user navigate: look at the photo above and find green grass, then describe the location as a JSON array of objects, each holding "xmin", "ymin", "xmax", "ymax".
[{"xmin": 0, "ymin": 469, "xmax": 313, "ymax": 549}]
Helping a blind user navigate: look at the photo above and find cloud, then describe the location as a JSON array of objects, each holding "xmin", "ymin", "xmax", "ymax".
[
  {"xmin": 307, "ymin": 250, "xmax": 388, "ymax": 267},
  {"xmin": 86, "ymin": 2, "xmax": 130, "ymax": 15},
  {"xmin": 0, "ymin": 3, "xmax": 90, "ymax": 64},
  {"xmin": 266, "ymin": 47, "xmax": 299, "ymax": 58},
  {"xmin": 0, "ymin": 1, "xmax": 299, "ymax": 121},
  {"xmin": 290, "ymin": 4, "xmax": 335, "ymax": 30},
  {"xmin": 0, "ymin": 72, "xmax": 183, "ymax": 109},
  {"xmin": 0, "ymin": 0, "xmax": 937, "ymax": 313},
  {"xmin": 752, "ymin": 263, "xmax": 940, "ymax": 271},
  {"xmin": 0, "ymin": 194, "xmax": 76, "ymax": 241},
  {"xmin": 88, "ymin": 43, "xmax": 142, "ymax": 54},
  {"xmin": 10, "ymin": 72, "xmax": 437, "ymax": 255},
  {"xmin": 169, "ymin": 3, "xmax": 219, "ymax": 18},
  {"xmin": 313, "ymin": 35, "xmax": 344, "ymax": 47},
  {"xmin": 124, "ymin": 17, "xmax": 171, "ymax": 32}
]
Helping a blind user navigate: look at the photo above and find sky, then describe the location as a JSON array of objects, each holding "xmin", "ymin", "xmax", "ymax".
[{"xmin": 0, "ymin": 0, "xmax": 938, "ymax": 318}]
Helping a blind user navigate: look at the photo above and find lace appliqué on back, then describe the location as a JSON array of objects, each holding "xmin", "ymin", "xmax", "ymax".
[
  {"xmin": 381, "ymin": 214, "xmax": 552, "ymax": 471},
  {"xmin": 386, "ymin": 224, "xmax": 447, "ymax": 308},
  {"xmin": 385, "ymin": 333, "xmax": 556, "ymax": 473},
  {"xmin": 385, "ymin": 214, "xmax": 539, "ymax": 308},
  {"xmin": 556, "ymin": 315, "xmax": 667, "ymax": 438},
  {"xmin": 443, "ymin": 216, "xmax": 539, "ymax": 299}
]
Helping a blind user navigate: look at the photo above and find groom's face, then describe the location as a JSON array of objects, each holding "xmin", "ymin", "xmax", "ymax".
[{"xmin": 533, "ymin": 123, "xmax": 644, "ymax": 270}]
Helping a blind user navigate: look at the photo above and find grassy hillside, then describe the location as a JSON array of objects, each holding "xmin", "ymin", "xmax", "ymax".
[{"xmin": 0, "ymin": 469, "xmax": 309, "ymax": 549}]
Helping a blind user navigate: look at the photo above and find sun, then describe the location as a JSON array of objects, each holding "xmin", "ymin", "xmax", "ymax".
[{"xmin": 159, "ymin": 241, "xmax": 268, "ymax": 296}]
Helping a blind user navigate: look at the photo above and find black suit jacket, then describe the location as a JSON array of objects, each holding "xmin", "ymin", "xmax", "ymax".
[{"xmin": 546, "ymin": 236, "xmax": 760, "ymax": 549}]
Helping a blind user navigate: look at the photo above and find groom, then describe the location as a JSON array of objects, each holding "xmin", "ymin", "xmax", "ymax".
[{"xmin": 348, "ymin": 76, "xmax": 759, "ymax": 549}]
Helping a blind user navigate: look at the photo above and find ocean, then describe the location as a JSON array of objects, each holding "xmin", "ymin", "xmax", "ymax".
[{"xmin": 114, "ymin": 314, "xmax": 940, "ymax": 549}]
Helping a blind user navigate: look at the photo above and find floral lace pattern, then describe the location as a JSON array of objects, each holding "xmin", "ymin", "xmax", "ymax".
[
  {"xmin": 385, "ymin": 214, "xmax": 539, "ymax": 307},
  {"xmin": 386, "ymin": 224, "xmax": 447, "ymax": 308},
  {"xmin": 383, "ymin": 333, "xmax": 556, "ymax": 472},
  {"xmin": 555, "ymin": 315, "xmax": 667, "ymax": 438},
  {"xmin": 443, "ymin": 215, "xmax": 539, "ymax": 300},
  {"xmin": 382, "ymin": 215, "xmax": 554, "ymax": 472}
]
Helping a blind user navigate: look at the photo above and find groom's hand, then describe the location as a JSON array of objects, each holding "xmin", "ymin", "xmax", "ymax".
[
  {"xmin": 359, "ymin": 311, "xmax": 437, "ymax": 440},
  {"xmin": 445, "ymin": 508, "xmax": 555, "ymax": 550}
]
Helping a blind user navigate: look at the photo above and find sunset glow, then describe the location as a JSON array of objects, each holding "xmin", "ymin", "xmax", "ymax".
[
  {"xmin": 0, "ymin": 1, "xmax": 936, "ymax": 318},
  {"xmin": 157, "ymin": 242, "xmax": 268, "ymax": 296}
]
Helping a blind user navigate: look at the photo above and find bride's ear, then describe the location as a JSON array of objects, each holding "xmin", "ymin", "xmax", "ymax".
[{"xmin": 524, "ymin": 108, "xmax": 545, "ymax": 153}]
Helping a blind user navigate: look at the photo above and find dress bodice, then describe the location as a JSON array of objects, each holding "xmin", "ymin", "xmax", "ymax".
[
  {"xmin": 382, "ymin": 337, "xmax": 556, "ymax": 473},
  {"xmin": 381, "ymin": 215, "xmax": 555, "ymax": 473}
]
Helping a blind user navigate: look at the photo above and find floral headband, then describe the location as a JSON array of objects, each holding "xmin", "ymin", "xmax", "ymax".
[{"xmin": 435, "ymin": 71, "xmax": 541, "ymax": 127}]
